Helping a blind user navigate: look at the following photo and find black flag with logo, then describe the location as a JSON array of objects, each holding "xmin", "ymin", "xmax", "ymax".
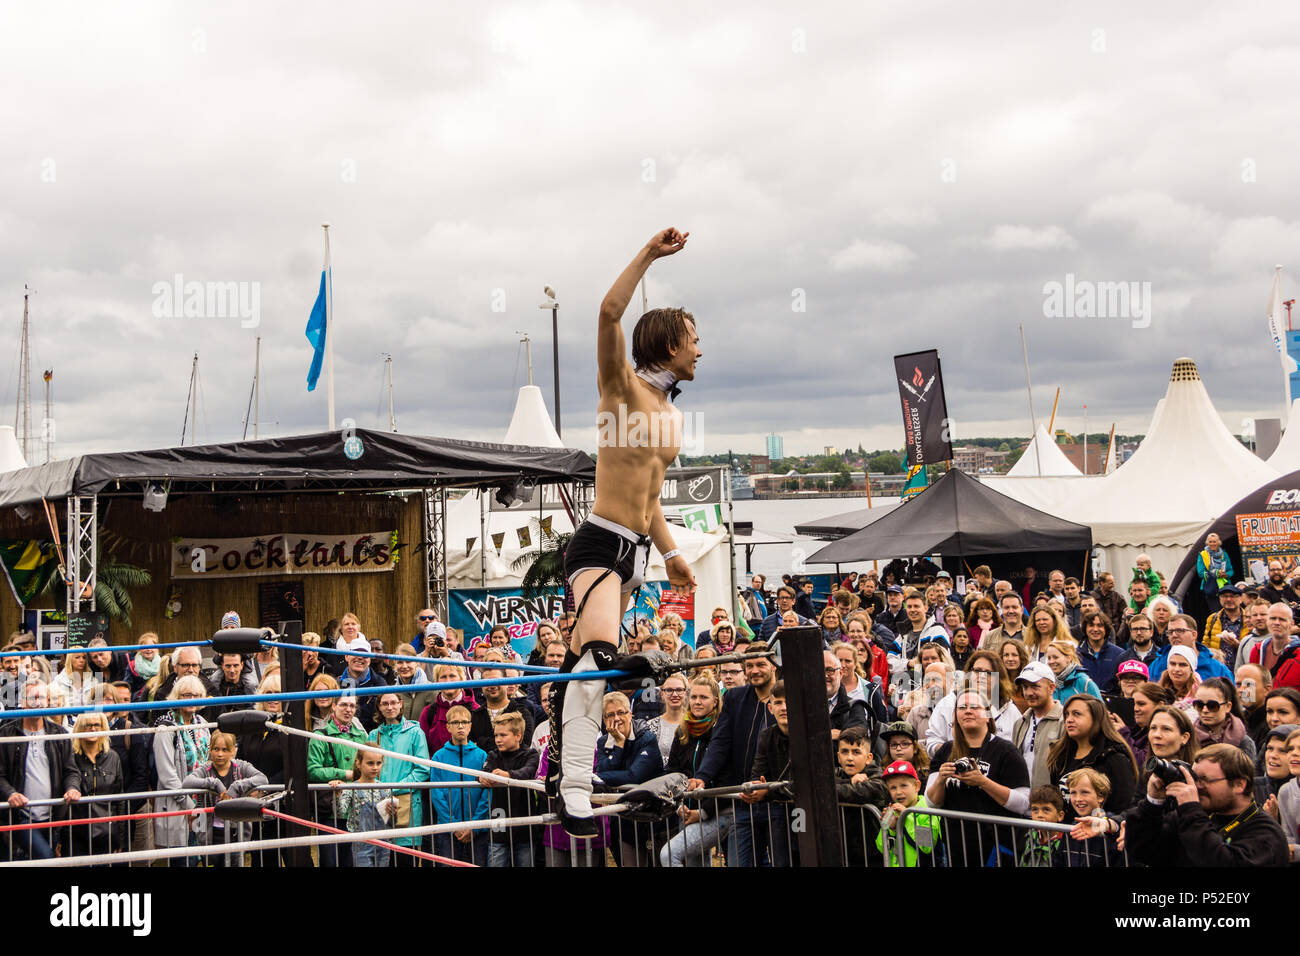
[{"xmin": 893, "ymin": 350, "xmax": 952, "ymax": 466}]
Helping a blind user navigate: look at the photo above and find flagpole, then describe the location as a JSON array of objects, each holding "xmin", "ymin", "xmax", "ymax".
[{"xmin": 323, "ymin": 223, "xmax": 335, "ymax": 431}]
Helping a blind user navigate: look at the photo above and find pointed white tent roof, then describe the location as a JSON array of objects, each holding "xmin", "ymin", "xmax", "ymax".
[
  {"xmin": 1266, "ymin": 399, "xmax": 1300, "ymax": 473},
  {"xmin": 1103, "ymin": 432, "xmax": 1118, "ymax": 474},
  {"xmin": 1008, "ymin": 424, "xmax": 1082, "ymax": 477},
  {"xmin": 0, "ymin": 426, "xmax": 27, "ymax": 472},
  {"xmin": 503, "ymin": 385, "xmax": 563, "ymax": 448},
  {"xmin": 1071, "ymin": 358, "xmax": 1279, "ymax": 540}
]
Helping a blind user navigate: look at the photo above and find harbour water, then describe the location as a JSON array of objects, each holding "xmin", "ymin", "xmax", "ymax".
[{"xmin": 729, "ymin": 495, "xmax": 902, "ymax": 580}]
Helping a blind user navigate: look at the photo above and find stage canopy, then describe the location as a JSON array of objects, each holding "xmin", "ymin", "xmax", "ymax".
[
  {"xmin": 0, "ymin": 427, "xmax": 596, "ymax": 508},
  {"xmin": 808, "ymin": 468, "xmax": 1092, "ymax": 565}
]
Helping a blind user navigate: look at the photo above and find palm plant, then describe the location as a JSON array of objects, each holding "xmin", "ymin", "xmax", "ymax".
[
  {"xmin": 41, "ymin": 550, "xmax": 152, "ymax": 628},
  {"xmin": 510, "ymin": 526, "xmax": 572, "ymax": 599}
]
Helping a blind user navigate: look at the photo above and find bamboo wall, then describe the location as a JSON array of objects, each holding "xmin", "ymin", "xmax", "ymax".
[{"xmin": 1, "ymin": 492, "xmax": 427, "ymax": 651}]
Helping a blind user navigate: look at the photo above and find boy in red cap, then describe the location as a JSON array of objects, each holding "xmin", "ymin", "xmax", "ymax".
[{"xmin": 876, "ymin": 759, "xmax": 944, "ymax": 867}]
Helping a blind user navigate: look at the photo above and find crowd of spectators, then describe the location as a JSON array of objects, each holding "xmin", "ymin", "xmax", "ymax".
[{"xmin": 2, "ymin": 558, "xmax": 1299, "ymax": 867}]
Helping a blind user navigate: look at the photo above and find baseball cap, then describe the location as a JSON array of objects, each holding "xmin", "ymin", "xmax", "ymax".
[
  {"xmin": 935, "ymin": 570, "xmax": 952, "ymax": 580},
  {"xmin": 882, "ymin": 760, "xmax": 919, "ymax": 782},
  {"xmin": 879, "ymin": 721, "xmax": 917, "ymax": 742},
  {"xmin": 886, "ymin": 585, "xmax": 904, "ymax": 595},
  {"xmin": 1015, "ymin": 661, "xmax": 1056, "ymax": 685},
  {"xmin": 1116, "ymin": 659, "xmax": 1149, "ymax": 681},
  {"xmin": 1218, "ymin": 584, "xmax": 1242, "ymax": 596},
  {"xmin": 424, "ymin": 620, "xmax": 447, "ymax": 641},
  {"xmin": 221, "ymin": 610, "xmax": 241, "ymax": 629},
  {"xmin": 341, "ymin": 636, "xmax": 370, "ymax": 655},
  {"xmin": 917, "ymin": 625, "xmax": 951, "ymax": 649}
]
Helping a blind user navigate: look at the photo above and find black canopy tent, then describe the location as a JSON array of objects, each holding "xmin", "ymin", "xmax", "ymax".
[
  {"xmin": 807, "ymin": 468, "xmax": 1093, "ymax": 584},
  {"xmin": 0, "ymin": 428, "xmax": 595, "ymax": 506},
  {"xmin": 1168, "ymin": 468, "xmax": 1300, "ymax": 621},
  {"xmin": 0, "ymin": 428, "xmax": 596, "ymax": 629}
]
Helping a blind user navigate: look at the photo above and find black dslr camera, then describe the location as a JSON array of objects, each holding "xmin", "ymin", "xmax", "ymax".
[
  {"xmin": 1147, "ymin": 757, "xmax": 1192, "ymax": 786},
  {"xmin": 953, "ymin": 757, "xmax": 977, "ymax": 774}
]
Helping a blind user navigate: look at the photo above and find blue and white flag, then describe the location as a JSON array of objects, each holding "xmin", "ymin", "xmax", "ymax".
[{"xmin": 305, "ymin": 267, "xmax": 329, "ymax": 391}]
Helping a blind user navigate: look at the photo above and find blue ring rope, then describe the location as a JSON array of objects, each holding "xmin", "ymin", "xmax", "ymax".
[{"xmin": 0, "ymin": 667, "xmax": 627, "ymax": 721}]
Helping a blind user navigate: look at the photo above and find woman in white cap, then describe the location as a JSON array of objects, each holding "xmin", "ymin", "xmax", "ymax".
[{"xmin": 1158, "ymin": 645, "xmax": 1201, "ymax": 713}]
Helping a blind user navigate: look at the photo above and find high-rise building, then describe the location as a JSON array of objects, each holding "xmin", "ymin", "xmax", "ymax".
[{"xmin": 766, "ymin": 433, "xmax": 784, "ymax": 460}]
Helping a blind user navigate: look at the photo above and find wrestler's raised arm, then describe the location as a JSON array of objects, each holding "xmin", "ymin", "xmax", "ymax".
[{"xmin": 596, "ymin": 228, "xmax": 689, "ymax": 391}]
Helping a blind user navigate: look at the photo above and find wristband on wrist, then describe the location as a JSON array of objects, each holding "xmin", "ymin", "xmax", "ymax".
[{"xmin": 663, "ymin": 549, "xmax": 681, "ymax": 561}]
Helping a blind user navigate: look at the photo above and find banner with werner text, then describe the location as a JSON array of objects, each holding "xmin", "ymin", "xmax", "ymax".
[{"xmin": 893, "ymin": 349, "xmax": 952, "ymax": 466}]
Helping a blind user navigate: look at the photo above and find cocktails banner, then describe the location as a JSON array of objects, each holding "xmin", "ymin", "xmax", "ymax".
[{"xmin": 170, "ymin": 531, "xmax": 397, "ymax": 579}]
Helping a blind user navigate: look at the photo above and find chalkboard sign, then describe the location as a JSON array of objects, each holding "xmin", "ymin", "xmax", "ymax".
[
  {"xmin": 258, "ymin": 581, "xmax": 305, "ymax": 629},
  {"xmin": 66, "ymin": 611, "xmax": 110, "ymax": 648}
]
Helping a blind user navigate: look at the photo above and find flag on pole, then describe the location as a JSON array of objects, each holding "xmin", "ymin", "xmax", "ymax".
[
  {"xmin": 900, "ymin": 452, "xmax": 928, "ymax": 501},
  {"xmin": 1267, "ymin": 264, "xmax": 1296, "ymax": 416},
  {"xmin": 305, "ymin": 266, "xmax": 330, "ymax": 391}
]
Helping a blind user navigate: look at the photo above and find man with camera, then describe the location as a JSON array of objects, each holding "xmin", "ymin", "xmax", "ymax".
[{"xmin": 1122, "ymin": 743, "xmax": 1287, "ymax": 866}]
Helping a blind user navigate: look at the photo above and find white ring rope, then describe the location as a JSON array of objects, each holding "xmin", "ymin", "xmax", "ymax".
[
  {"xmin": 0, "ymin": 721, "xmax": 219, "ymax": 745},
  {"xmin": 267, "ymin": 720, "xmax": 547, "ymax": 792}
]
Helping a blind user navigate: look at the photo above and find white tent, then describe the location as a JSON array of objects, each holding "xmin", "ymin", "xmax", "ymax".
[
  {"xmin": 0, "ymin": 426, "xmax": 27, "ymax": 472},
  {"xmin": 1007, "ymin": 424, "xmax": 1083, "ymax": 477},
  {"xmin": 1267, "ymin": 398, "xmax": 1300, "ymax": 473},
  {"xmin": 1068, "ymin": 358, "xmax": 1279, "ymax": 575},
  {"xmin": 984, "ymin": 361, "xmax": 1279, "ymax": 579}
]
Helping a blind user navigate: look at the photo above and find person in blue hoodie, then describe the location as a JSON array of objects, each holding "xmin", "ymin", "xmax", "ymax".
[
  {"xmin": 430, "ymin": 704, "xmax": 491, "ymax": 865},
  {"xmin": 1147, "ymin": 615, "xmax": 1233, "ymax": 683},
  {"xmin": 1075, "ymin": 612, "xmax": 1124, "ymax": 693}
]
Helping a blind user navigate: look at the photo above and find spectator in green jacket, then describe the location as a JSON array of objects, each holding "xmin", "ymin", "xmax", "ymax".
[{"xmin": 308, "ymin": 695, "xmax": 368, "ymax": 867}]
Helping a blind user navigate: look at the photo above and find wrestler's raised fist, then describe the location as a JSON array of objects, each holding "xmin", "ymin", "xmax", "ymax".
[{"xmin": 647, "ymin": 227, "xmax": 689, "ymax": 258}]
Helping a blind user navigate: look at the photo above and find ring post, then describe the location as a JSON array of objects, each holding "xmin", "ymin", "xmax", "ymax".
[
  {"xmin": 279, "ymin": 619, "xmax": 311, "ymax": 867},
  {"xmin": 778, "ymin": 625, "xmax": 843, "ymax": 867}
]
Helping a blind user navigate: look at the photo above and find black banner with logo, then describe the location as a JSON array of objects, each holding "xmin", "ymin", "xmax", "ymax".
[{"xmin": 893, "ymin": 350, "xmax": 952, "ymax": 466}]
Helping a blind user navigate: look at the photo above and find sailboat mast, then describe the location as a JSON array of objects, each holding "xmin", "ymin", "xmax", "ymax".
[
  {"xmin": 254, "ymin": 336, "xmax": 261, "ymax": 440},
  {"xmin": 182, "ymin": 353, "xmax": 198, "ymax": 445},
  {"xmin": 385, "ymin": 353, "xmax": 397, "ymax": 432},
  {"xmin": 14, "ymin": 286, "xmax": 33, "ymax": 459}
]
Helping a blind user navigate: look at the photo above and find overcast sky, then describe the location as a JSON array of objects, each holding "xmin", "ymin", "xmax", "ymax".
[{"xmin": 3, "ymin": 0, "xmax": 1300, "ymax": 463}]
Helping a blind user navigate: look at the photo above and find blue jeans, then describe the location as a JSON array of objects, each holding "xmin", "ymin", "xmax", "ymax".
[
  {"xmin": 352, "ymin": 803, "xmax": 391, "ymax": 867},
  {"xmin": 435, "ymin": 831, "xmax": 489, "ymax": 866},
  {"xmin": 660, "ymin": 811, "xmax": 731, "ymax": 867},
  {"xmin": 487, "ymin": 840, "xmax": 533, "ymax": 868},
  {"xmin": 730, "ymin": 803, "xmax": 797, "ymax": 867},
  {"xmin": 8, "ymin": 815, "xmax": 55, "ymax": 861}
]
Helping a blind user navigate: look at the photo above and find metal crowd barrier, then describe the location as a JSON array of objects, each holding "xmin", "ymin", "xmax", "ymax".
[{"xmin": 891, "ymin": 805, "xmax": 1130, "ymax": 868}]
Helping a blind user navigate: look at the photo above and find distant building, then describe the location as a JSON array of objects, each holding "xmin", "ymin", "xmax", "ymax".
[
  {"xmin": 952, "ymin": 446, "xmax": 987, "ymax": 474},
  {"xmin": 824, "ymin": 445, "xmax": 838, "ymax": 456},
  {"xmin": 750, "ymin": 454, "xmax": 771, "ymax": 474},
  {"xmin": 766, "ymin": 433, "xmax": 784, "ymax": 460},
  {"xmin": 1059, "ymin": 444, "xmax": 1110, "ymax": 475}
]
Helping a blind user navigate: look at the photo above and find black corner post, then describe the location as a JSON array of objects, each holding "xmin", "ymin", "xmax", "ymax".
[
  {"xmin": 279, "ymin": 619, "xmax": 311, "ymax": 867},
  {"xmin": 777, "ymin": 625, "xmax": 843, "ymax": 866}
]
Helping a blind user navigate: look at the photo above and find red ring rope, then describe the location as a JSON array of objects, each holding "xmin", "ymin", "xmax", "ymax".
[{"xmin": 262, "ymin": 809, "xmax": 477, "ymax": 867}]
